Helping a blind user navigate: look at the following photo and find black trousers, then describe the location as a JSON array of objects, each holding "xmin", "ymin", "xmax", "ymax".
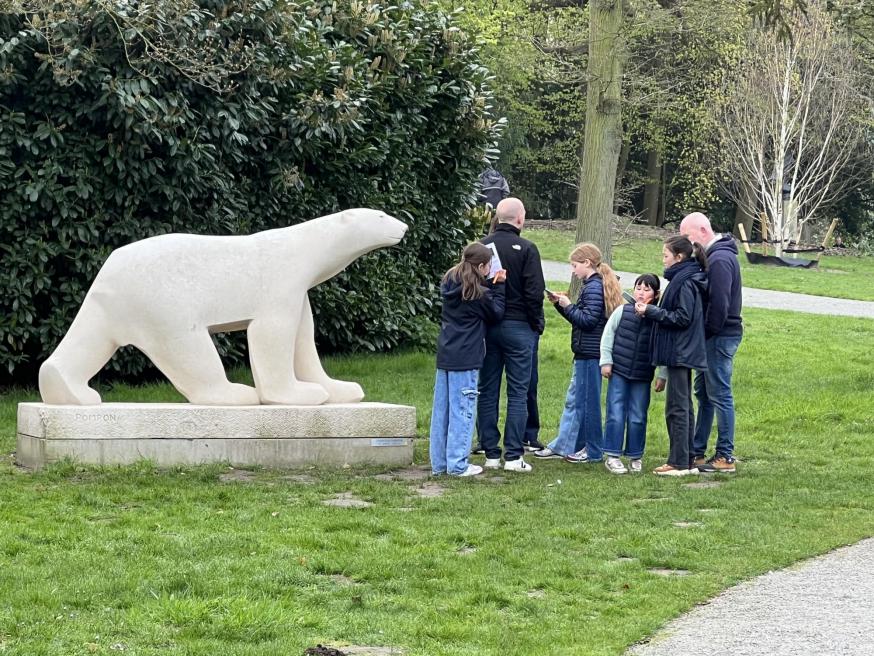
[{"xmin": 665, "ymin": 366, "xmax": 695, "ymax": 469}]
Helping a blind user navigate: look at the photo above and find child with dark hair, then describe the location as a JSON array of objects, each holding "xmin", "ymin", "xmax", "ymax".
[
  {"xmin": 600, "ymin": 274, "xmax": 665, "ymax": 474},
  {"xmin": 635, "ymin": 236, "xmax": 708, "ymax": 476},
  {"xmin": 430, "ymin": 243, "xmax": 506, "ymax": 477}
]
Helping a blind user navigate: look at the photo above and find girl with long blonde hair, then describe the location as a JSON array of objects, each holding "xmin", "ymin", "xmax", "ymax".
[{"xmin": 536, "ymin": 242, "xmax": 619, "ymax": 463}]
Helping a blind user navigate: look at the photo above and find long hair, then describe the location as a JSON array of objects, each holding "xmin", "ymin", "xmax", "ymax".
[
  {"xmin": 570, "ymin": 242, "xmax": 622, "ymax": 316},
  {"xmin": 634, "ymin": 273, "xmax": 661, "ymax": 304},
  {"xmin": 664, "ymin": 235, "xmax": 708, "ymax": 270},
  {"xmin": 443, "ymin": 242, "xmax": 491, "ymax": 300}
]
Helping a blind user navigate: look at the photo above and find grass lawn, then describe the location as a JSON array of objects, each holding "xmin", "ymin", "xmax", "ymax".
[
  {"xmin": 1, "ymin": 307, "xmax": 873, "ymax": 655},
  {"xmin": 528, "ymin": 227, "xmax": 874, "ymax": 301}
]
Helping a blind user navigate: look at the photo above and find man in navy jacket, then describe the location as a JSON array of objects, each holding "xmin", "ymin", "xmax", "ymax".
[
  {"xmin": 477, "ymin": 198, "xmax": 545, "ymax": 472},
  {"xmin": 680, "ymin": 212, "xmax": 743, "ymax": 473}
]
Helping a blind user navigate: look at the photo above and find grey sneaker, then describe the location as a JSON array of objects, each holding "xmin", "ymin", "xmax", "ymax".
[
  {"xmin": 630, "ymin": 458, "xmax": 643, "ymax": 473},
  {"xmin": 483, "ymin": 458, "xmax": 502, "ymax": 469},
  {"xmin": 533, "ymin": 447, "xmax": 561, "ymax": 459},
  {"xmin": 565, "ymin": 448, "xmax": 600, "ymax": 463},
  {"xmin": 604, "ymin": 456, "xmax": 627, "ymax": 474}
]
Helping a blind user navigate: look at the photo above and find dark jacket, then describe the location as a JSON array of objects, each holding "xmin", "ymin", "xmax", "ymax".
[
  {"xmin": 436, "ymin": 277, "xmax": 505, "ymax": 371},
  {"xmin": 705, "ymin": 235, "xmax": 743, "ymax": 338},
  {"xmin": 645, "ymin": 262, "xmax": 708, "ymax": 370},
  {"xmin": 481, "ymin": 223, "xmax": 545, "ymax": 334},
  {"xmin": 477, "ymin": 167, "xmax": 510, "ymax": 208},
  {"xmin": 556, "ymin": 273, "xmax": 606, "ymax": 360},
  {"xmin": 612, "ymin": 305, "xmax": 656, "ymax": 382}
]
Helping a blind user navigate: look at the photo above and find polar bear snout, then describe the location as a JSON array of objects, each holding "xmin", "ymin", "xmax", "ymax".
[{"xmin": 345, "ymin": 208, "xmax": 408, "ymax": 246}]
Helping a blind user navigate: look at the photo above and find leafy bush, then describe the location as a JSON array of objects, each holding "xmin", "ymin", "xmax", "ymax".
[{"xmin": 0, "ymin": 0, "xmax": 498, "ymax": 382}]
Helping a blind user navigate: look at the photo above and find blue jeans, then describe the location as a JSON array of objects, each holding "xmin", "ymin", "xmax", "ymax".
[
  {"xmin": 477, "ymin": 320, "xmax": 536, "ymax": 462},
  {"xmin": 430, "ymin": 369, "xmax": 479, "ymax": 475},
  {"xmin": 603, "ymin": 374, "xmax": 651, "ymax": 459},
  {"xmin": 574, "ymin": 359, "xmax": 604, "ymax": 461},
  {"xmin": 547, "ymin": 366, "xmax": 582, "ymax": 456},
  {"xmin": 693, "ymin": 334, "xmax": 742, "ymax": 459}
]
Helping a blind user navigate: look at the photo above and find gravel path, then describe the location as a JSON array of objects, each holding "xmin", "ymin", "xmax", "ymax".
[
  {"xmin": 627, "ymin": 538, "xmax": 874, "ymax": 656},
  {"xmin": 541, "ymin": 260, "xmax": 874, "ymax": 319}
]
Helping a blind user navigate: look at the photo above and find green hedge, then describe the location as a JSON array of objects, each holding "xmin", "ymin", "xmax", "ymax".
[{"xmin": 0, "ymin": 0, "xmax": 498, "ymax": 382}]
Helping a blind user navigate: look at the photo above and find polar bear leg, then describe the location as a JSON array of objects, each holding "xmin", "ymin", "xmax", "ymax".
[
  {"xmin": 140, "ymin": 331, "xmax": 259, "ymax": 406},
  {"xmin": 294, "ymin": 296, "xmax": 364, "ymax": 404},
  {"xmin": 247, "ymin": 311, "xmax": 329, "ymax": 405},
  {"xmin": 39, "ymin": 322, "xmax": 118, "ymax": 405}
]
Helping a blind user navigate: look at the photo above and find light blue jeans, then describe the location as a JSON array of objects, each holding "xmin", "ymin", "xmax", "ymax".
[
  {"xmin": 693, "ymin": 334, "xmax": 742, "ymax": 459},
  {"xmin": 430, "ymin": 369, "xmax": 480, "ymax": 475},
  {"xmin": 547, "ymin": 367, "xmax": 580, "ymax": 456}
]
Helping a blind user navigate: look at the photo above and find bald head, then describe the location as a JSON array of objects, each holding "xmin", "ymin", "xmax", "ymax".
[
  {"xmin": 679, "ymin": 212, "xmax": 715, "ymax": 245},
  {"xmin": 495, "ymin": 197, "xmax": 526, "ymax": 228}
]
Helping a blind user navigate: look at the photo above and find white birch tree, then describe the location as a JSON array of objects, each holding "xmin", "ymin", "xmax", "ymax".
[{"xmin": 719, "ymin": 2, "xmax": 870, "ymax": 256}]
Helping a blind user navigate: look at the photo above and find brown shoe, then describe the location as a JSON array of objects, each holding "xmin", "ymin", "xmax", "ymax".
[
  {"xmin": 653, "ymin": 463, "xmax": 693, "ymax": 477},
  {"xmin": 698, "ymin": 455, "xmax": 737, "ymax": 474}
]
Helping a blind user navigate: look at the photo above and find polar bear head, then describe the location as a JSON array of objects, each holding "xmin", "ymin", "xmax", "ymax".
[{"xmin": 340, "ymin": 208, "xmax": 408, "ymax": 249}]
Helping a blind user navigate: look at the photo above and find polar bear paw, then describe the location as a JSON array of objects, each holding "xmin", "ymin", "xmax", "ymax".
[
  {"xmin": 322, "ymin": 379, "xmax": 365, "ymax": 404},
  {"xmin": 258, "ymin": 381, "xmax": 330, "ymax": 406}
]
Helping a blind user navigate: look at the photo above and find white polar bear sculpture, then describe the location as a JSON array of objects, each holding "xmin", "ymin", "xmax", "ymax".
[{"xmin": 39, "ymin": 209, "xmax": 408, "ymax": 406}]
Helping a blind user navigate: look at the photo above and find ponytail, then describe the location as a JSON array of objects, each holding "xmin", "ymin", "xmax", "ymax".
[
  {"xmin": 597, "ymin": 262, "xmax": 623, "ymax": 316},
  {"xmin": 442, "ymin": 242, "xmax": 492, "ymax": 300},
  {"xmin": 692, "ymin": 241, "xmax": 709, "ymax": 271}
]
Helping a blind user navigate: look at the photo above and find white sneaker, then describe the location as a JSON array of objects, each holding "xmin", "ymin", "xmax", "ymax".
[
  {"xmin": 605, "ymin": 456, "xmax": 627, "ymax": 474},
  {"xmin": 457, "ymin": 464, "xmax": 483, "ymax": 477},
  {"xmin": 483, "ymin": 458, "xmax": 502, "ymax": 469},
  {"xmin": 503, "ymin": 458, "xmax": 533, "ymax": 473},
  {"xmin": 533, "ymin": 447, "xmax": 561, "ymax": 459},
  {"xmin": 630, "ymin": 459, "xmax": 643, "ymax": 473}
]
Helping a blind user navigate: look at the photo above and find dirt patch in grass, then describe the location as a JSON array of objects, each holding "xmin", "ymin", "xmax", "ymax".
[
  {"xmin": 322, "ymin": 493, "xmax": 373, "ymax": 508},
  {"xmin": 219, "ymin": 469, "xmax": 257, "ymax": 483},
  {"xmin": 683, "ymin": 481, "xmax": 724, "ymax": 489},
  {"xmin": 372, "ymin": 467, "xmax": 431, "ymax": 482},
  {"xmin": 283, "ymin": 473, "xmax": 318, "ymax": 484},
  {"xmin": 648, "ymin": 568, "xmax": 690, "ymax": 577},
  {"xmin": 411, "ymin": 482, "xmax": 446, "ymax": 498}
]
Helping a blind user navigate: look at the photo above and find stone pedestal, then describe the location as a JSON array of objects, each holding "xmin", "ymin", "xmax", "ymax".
[{"xmin": 16, "ymin": 402, "xmax": 416, "ymax": 470}]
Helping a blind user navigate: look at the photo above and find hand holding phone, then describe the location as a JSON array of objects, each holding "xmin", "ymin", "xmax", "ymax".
[{"xmin": 545, "ymin": 288, "xmax": 558, "ymax": 301}]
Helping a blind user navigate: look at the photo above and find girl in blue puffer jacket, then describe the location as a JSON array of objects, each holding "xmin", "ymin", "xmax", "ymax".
[{"xmin": 540, "ymin": 243, "xmax": 622, "ymax": 464}]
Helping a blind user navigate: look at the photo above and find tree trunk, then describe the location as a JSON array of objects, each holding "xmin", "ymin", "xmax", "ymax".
[
  {"xmin": 574, "ymin": 0, "xmax": 625, "ymax": 268},
  {"xmin": 733, "ymin": 178, "xmax": 755, "ymax": 239},
  {"xmin": 643, "ymin": 149, "xmax": 661, "ymax": 226},
  {"xmin": 613, "ymin": 139, "xmax": 631, "ymax": 215}
]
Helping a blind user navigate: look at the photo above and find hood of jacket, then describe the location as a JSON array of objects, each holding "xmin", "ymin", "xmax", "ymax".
[{"xmin": 708, "ymin": 234, "xmax": 739, "ymax": 257}]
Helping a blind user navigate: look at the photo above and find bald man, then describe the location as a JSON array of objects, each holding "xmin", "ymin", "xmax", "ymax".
[
  {"xmin": 679, "ymin": 212, "xmax": 743, "ymax": 474},
  {"xmin": 476, "ymin": 198, "xmax": 545, "ymax": 473}
]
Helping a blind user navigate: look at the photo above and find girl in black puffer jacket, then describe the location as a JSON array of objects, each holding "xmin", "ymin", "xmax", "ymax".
[{"xmin": 636, "ymin": 235, "xmax": 708, "ymax": 477}]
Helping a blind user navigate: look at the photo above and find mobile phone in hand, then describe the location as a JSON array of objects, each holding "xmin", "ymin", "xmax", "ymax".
[{"xmin": 622, "ymin": 291, "xmax": 635, "ymax": 304}]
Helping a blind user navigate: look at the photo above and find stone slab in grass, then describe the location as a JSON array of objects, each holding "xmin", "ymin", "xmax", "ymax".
[
  {"xmin": 17, "ymin": 402, "xmax": 415, "ymax": 470},
  {"xmin": 323, "ymin": 492, "xmax": 373, "ymax": 508}
]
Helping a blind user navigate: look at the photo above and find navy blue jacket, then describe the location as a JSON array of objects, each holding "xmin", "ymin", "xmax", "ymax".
[
  {"xmin": 556, "ymin": 273, "xmax": 606, "ymax": 360},
  {"xmin": 436, "ymin": 277, "xmax": 505, "ymax": 371},
  {"xmin": 612, "ymin": 305, "xmax": 656, "ymax": 382},
  {"xmin": 705, "ymin": 235, "xmax": 743, "ymax": 338},
  {"xmin": 481, "ymin": 224, "xmax": 545, "ymax": 334},
  {"xmin": 645, "ymin": 264, "xmax": 708, "ymax": 370}
]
